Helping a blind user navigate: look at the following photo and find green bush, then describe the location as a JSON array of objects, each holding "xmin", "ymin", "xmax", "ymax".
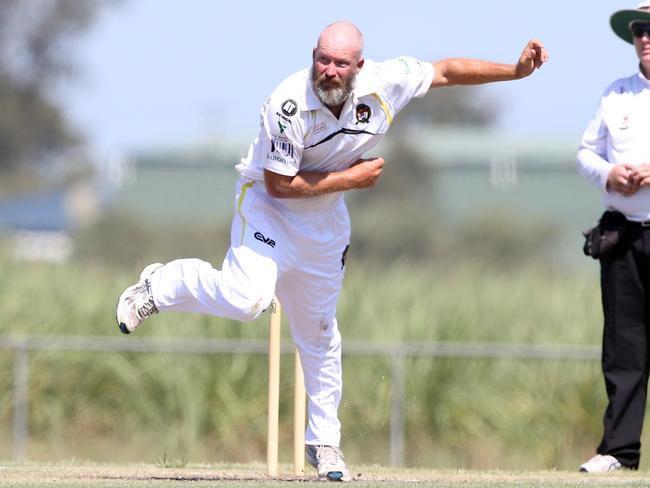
[{"xmin": 0, "ymin": 244, "xmax": 612, "ymax": 469}]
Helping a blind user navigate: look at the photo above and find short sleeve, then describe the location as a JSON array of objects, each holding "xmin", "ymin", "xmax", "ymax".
[
  {"xmin": 375, "ymin": 57, "xmax": 434, "ymax": 114},
  {"xmin": 259, "ymin": 97, "xmax": 305, "ymax": 176}
]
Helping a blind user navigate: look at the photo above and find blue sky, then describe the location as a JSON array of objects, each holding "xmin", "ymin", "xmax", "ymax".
[{"xmin": 60, "ymin": 0, "xmax": 640, "ymax": 159}]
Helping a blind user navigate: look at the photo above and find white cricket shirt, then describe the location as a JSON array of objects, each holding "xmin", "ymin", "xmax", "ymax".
[
  {"xmin": 235, "ymin": 57, "xmax": 434, "ymax": 212},
  {"xmin": 577, "ymin": 70, "xmax": 650, "ymax": 221}
]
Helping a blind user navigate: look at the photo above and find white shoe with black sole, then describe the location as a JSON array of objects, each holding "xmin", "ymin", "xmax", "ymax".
[
  {"xmin": 306, "ymin": 444, "xmax": 351, "ymax": 482},
  {"xmin": 116, "ymin": 263, "xmax": 163, "ymax": 334}
]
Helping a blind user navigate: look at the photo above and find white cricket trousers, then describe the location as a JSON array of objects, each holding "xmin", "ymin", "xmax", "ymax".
[{"xmin": 148, "ymin": 178, "xmax": 351, "ymax": 447}]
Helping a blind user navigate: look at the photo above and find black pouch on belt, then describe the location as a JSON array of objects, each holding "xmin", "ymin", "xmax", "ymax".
[{"xmin": 582, "ymin": 210, "xmax": 628, "ymax": 259}]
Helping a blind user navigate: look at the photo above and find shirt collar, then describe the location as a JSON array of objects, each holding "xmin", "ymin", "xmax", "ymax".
[
  {"xmin": 352, "ymin": 61, "xmax": 381, "ymax": 99},
  {"xmin": 639, "ymin": 65, "xmax": 650, "ymax": 86}
]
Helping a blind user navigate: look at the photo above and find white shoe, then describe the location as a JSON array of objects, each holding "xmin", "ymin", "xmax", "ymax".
[
  {"xmin": 116, "ymin": 263, "xmax": 163, "ymax": 334},
  {"xmin": 305, "ymin": 444, "xmax": 351, "ymax": 482},
  {"xmin": 580, "ymin": 454, "xmax": 623, "ymax": 472}
]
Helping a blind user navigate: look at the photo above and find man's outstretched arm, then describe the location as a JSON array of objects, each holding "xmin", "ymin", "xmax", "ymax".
[{"xmin": 431, "ymin": 39, "xmax": 548, "ymax": 87}]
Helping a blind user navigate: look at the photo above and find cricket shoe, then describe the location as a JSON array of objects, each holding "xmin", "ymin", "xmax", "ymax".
[
  {"xmin": 305, "ymin": 444, "xmax": 351, "ymax": 482},
  {"xmin": 116, "ymin": 263, "xmax": 163, "ymax": 334},
  {"xmin": 579, "ymin": 454, "xmax": 623, "ymax": 472}
]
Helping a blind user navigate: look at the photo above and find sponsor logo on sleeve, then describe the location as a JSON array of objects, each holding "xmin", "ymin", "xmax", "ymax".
[
  {"xmin": 270, "ymin": 138, "xmax": 294, "ymax": 158},
  {"xmin": 267, "ymin": 136, "xmax": 298, "ymax": 168},
  {"xmin": 619, "ymin": 114, "xmax": 630, "ymax": 130},
  {"xmin": 275, "ymin": 112, "xmax": 293, "ymax": 124},
  {"xmin": 397, "ymin": 57, "xmax": 411, "ymax": 74},
  {"xmin": 281, "ymin": 99, "xmax": 298, "ymax": 117}
]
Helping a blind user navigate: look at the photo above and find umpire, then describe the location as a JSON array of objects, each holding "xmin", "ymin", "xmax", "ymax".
[{"xmin": 577, "ymin": 1, "xmax": 650, "ymax": 473}]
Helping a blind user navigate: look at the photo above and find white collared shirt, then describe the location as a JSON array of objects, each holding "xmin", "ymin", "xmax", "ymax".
[
  {"xmin": 236, "ymin": 57, "xmax": 434, "ymax": 212},
  {"xmin": 577, "ymin": 70, "xmax": 650, "ymax": 220}
]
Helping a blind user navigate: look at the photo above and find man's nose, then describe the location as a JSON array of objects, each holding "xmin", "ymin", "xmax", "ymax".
[{"xmin": 325, "ymin": 64, "xmax": 338, "ymax": 77}]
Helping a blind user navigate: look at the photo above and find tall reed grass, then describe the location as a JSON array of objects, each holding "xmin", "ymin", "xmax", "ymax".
[{"xmin": 0, "ymin": 248, "xmax": 623, "ymax": 470}]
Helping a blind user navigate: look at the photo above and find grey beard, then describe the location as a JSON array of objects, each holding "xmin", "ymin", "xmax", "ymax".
[
  {"xmin": 311, "ymin": 67, "xmax": 355, "ymax": 107},
  {"xmin": 313, "ymin": 83, "xmax": 352, "ymax": 107}
]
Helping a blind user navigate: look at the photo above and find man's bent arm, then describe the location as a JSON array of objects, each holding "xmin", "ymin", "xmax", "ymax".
[
  {"xmin": 431, "ymin": 39, "xmax": 548, "ymax": 87},
  {"xmin": 264, "ymin": 157, "xmax": 384, "ymax": 199}
]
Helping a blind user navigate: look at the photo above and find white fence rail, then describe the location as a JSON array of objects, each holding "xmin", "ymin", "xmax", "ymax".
[{"xmin": 2, "ymin": 336, "xmax": 601, "ymax": 465}]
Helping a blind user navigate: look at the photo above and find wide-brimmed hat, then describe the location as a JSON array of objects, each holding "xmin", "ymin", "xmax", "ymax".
[{"xmin": 611, "ymin": 1, "xmax": 650, "ymax": 43}]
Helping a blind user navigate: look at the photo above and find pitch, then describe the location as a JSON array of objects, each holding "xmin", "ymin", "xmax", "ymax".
[{"xmin": 1, "ymin": 463, "xmax": 650, "ymax": 487}]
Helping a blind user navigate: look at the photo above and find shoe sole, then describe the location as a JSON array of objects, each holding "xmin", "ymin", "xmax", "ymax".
[
  {"xmin": 326, "ymin": 471, "xmax": 344, "ymax": 481},
  {"xmin": 116, "ymin": 284, "xmax": 137, "ymax": 334}
]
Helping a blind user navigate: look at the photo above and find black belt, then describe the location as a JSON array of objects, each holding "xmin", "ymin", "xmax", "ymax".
[{"xmin": 626, "ymin": 219, "xmax": 650, "ymax": 228}]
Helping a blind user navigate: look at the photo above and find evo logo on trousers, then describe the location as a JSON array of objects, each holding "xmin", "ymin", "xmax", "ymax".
[{"xmin": 254, "ymin": 232, "xmax": 276, "ymax": 248}]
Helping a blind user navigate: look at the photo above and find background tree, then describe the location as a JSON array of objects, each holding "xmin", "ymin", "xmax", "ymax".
[{"xmin": 0, "ymin": 0, "xmax": 121, "ymax": 180}]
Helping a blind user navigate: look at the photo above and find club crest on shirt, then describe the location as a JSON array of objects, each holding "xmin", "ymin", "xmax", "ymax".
[
  {"xmin": 619, "ymin": 114, "xmax": 630, "ymax": 130},
  {"xmin": 313, "ymin": 121, "xmax": 327, "ymax": 135},
  {"xmin": 355, "ymin": 104, "xmax": 371, "ymax": 124}
]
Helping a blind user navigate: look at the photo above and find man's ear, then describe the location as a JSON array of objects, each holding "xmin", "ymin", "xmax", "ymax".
[{"xmin": 356, "ymin": 58, "xmax": 365, "ymax": 71}]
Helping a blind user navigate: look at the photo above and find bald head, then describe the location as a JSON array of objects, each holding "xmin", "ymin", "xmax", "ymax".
[
  {"xmin": 316, "ymin": 21, "xmax": 364, "ymax": 62},
  {"xmin": 311, "ymin": 21, "xmax": 365, "ymax": 111}
]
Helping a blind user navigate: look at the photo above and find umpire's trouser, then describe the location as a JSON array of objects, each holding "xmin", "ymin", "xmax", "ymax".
[{"xmin": 598, "ymin": 223, "xmax": 650, "ymax": 469}]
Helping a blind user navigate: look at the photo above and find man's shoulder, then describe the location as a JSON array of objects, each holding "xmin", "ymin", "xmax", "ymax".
[
  {"xmin": 274, "ymin": 67, "xmax": 310, "ymax": 92},
  {"xmin": 358, "ymin": 57, "xmax": 432, "ymax": 90},
  {"xmin": 602, "ymin": 73, "xmax": 643, "ymax": 97},
  {"xmin": 266, "ymin": 67, "xmax": 312, "ymax": 111},
  {"xmin": 369, "ymin": 57, "xmax": 429, "ymax": 75}
]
